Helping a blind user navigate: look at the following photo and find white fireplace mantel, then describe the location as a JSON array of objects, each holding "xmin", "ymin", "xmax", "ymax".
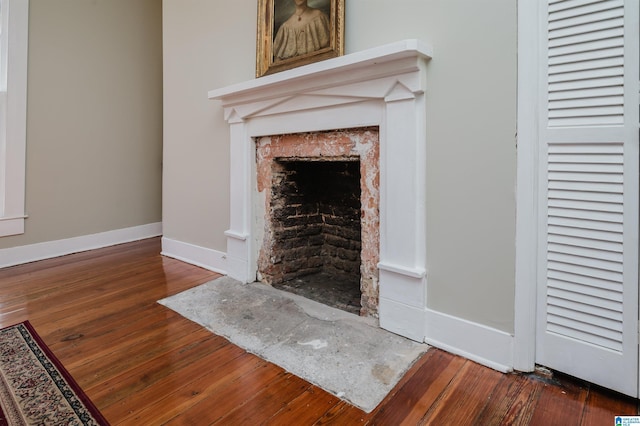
[{"xmin": 209, "ymin": 40, "xmax": 432, "ymax": 342}]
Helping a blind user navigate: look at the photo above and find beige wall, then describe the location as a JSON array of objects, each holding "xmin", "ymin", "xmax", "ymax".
[
  {"xmin": 0, "ymin": 0, "xmax": 163, "ymax": 249},
  {"xmin": 162, "ymin": 0, "xmax": 256, "ymax": 250},
  {"xmin": 163, "ymin": 0, "xmax": 517, "ymax": 332}
]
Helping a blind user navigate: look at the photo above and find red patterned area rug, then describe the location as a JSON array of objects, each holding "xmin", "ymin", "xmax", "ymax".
[{"xmin": 0, "ymin": 321, "xmax": 109, "ymax": 425}]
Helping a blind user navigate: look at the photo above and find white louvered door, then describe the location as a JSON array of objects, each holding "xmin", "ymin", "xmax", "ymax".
[{"xmin": 536, "ymin": 0, "xmax": 639, "ymax": 397}]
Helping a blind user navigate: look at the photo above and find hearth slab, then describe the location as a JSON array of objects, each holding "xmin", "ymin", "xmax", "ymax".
[{"xmin": 158, "ymin": 276, "xmax": 428, "ymax": 412}]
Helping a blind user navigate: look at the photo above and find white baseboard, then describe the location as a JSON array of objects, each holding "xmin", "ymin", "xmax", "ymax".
[
  {"xmin": 0, "ymin": 222, "xmax": 163, "ymax": 269},
  {"xmin": 424, "ymin": 308, "xmax": 514, "ymax": 373},
  {"xmin": 161, "ymin": 237, "xmax": 227, "ymax": 275},
  {"xmin": 121, "ymin": 235, "xmax": 516, "ymax": 374},
  {"xmin": 158, "ymin": 239, "xmax": 515, "ymax": 373}
]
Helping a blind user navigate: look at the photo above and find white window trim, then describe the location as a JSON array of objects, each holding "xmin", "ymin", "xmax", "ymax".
[{"xmin": 0, "ymin": 0, "xmax": 28, "ymax": 237}]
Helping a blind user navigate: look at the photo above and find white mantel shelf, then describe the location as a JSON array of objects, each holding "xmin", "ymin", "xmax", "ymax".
[
  {"xmin": 209, "ymin": 39, "xmax": 433, "ymax": 343},
  {"xmin": 208, "ymin": 39, "xmax": 433, "ymax": 112}
]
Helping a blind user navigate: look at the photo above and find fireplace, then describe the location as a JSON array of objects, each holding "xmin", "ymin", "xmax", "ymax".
[
  {"xmin": 255, "ymin": 129, "xmax": 380, "ymax": 316},
  {"xmin": 209, "ymin": 40, "xmax": 432, "ymax": 341}
]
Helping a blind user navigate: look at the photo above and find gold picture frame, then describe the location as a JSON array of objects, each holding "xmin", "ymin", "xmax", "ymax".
[{"xmin": 256, "ymin": 0, "xmax": 344, "ymax": 77}]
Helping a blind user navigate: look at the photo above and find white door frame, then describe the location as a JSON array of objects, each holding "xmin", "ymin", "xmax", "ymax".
[{"xmin": 513, "ymin": 0, "xmax": 541, "ymax": 372}]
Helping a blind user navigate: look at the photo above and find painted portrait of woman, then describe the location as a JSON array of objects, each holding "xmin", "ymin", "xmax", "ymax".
[
  {"xmin": 272, "ymin": 0, "xmax": 331, "ymax": 61},
  {"xmin": 256, "ymin": 0, "xmax": 343, "ymax": 76}
]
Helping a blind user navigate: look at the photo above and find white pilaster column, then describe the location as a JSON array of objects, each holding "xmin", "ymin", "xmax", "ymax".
[
  {"xmin": 223, "ymin": 111, "xmax": 253, "ymax": 282},
  {"xmin": 377, "ymin": 83, "xmax": 428, "ymax": 341}
]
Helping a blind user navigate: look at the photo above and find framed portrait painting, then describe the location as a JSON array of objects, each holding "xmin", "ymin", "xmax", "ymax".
[{"xmin": 256, "ymin": 0, "xmax": 345, "ymax": 77}]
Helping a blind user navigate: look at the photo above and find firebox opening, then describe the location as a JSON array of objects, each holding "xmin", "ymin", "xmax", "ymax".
[{"xmin": 264, "ymin": 158, "xmax": 362, "ymax": 314}]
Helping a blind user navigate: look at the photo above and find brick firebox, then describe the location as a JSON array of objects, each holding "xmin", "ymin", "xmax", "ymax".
[{"xmin": 256, "ymin": 129, "xmax": 380, "ymax": 316}]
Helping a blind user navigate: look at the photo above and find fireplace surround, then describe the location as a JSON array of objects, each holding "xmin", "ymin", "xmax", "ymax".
[{"xmin": 209, "ymin": 40, "xmax": 432, "ymax": 341}]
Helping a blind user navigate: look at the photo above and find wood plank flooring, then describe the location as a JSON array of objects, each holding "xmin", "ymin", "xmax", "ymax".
[{"xmin": 0, "ymin": 237, "xmax": 637, "ymax": 425}]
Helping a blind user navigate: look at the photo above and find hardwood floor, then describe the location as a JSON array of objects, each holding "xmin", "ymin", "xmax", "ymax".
[{"xmin": 0, "ymin": 237, "xmax": 637, "ymax": 425}]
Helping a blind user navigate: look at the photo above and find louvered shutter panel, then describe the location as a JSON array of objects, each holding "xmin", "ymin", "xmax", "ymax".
[
  {"xmin": 548, "ymin": 0, "xmax": 625, "ymax": 127},
  {"xmin": 536, "ymin": 0, "xmax": 639, "ymax": 397}
]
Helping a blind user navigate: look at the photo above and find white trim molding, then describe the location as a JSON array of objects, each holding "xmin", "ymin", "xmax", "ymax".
[
  {"xmin": 161, "ymin": 237, "xmax": 228, "ymax": 275},
  {"xmin": 0, "ymin": 0, "xmax": 28, "ymax": 237},
  {"xmin": 425, "ymin": 309, "xmax": 514, "ymax": 373},
  {"xmin": 513, "ymin": 0, "xmax": 541, "ymax": 373},
  {"xmin": 0, "ymin": 223, "xmax": 162, "ymax": 268},
  {"xmin": 0, "ymin": 214, "xmax": 26, "ymax": 236}
]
